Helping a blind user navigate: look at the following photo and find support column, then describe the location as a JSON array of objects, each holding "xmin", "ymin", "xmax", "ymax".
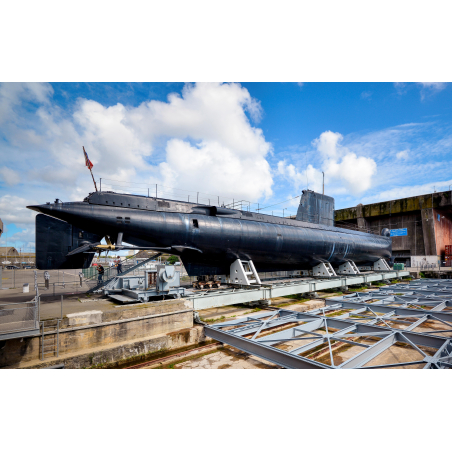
[
  {"xmin": 421, "ymin": 208, "xmax": 437, "ymax": 255},
  {"xmin": 356, "ymin": 203, "xmax": 370, "ymax": 232}
]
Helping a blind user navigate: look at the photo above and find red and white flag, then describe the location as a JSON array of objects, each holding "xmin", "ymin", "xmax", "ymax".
[{"xmin": 83, "ymin": 146, "xmax": 93, "ymax": 170}]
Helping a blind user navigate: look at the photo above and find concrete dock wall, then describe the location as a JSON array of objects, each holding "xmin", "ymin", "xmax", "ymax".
[
  {"xmin": 11, "ymin": 326, "xmax": 208, "ymax": 369},
  {"xmin": 0, "ymin": 299, "xmax": 195, "ymax": 368}
]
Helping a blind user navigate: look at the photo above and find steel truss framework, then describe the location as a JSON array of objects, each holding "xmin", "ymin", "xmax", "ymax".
[
  {"xmin": 205, "ymin": 281, "xmax": 452, "ymax": 369},
  {"xmin": 190, "ymin": 270, "xmax": 409, "ymax": 310}
]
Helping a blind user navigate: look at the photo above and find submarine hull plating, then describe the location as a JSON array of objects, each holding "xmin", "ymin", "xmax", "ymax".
[{"xmin": 28, "ymin": 195, "xmax": 391, "ymax": 275}]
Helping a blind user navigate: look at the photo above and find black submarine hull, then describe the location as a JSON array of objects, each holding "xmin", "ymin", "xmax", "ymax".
[{"xmin": 28, "ymin": 191, "xmax": 391, "ymax": 275}]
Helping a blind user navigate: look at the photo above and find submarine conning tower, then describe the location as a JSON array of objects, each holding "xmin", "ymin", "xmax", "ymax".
[{"xmin": 296, "ymin": 190, "xmax": 335, "ymax": 227}]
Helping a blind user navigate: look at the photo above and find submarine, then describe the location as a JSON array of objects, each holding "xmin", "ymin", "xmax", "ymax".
[{"xmin": 27, "ymin": 189, "xmax": 392, "ymax": 276}]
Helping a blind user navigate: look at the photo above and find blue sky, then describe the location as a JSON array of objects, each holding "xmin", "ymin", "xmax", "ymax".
[{"xmin": 1, "ymin": 81, "xmax": 451, "ymax": 252}]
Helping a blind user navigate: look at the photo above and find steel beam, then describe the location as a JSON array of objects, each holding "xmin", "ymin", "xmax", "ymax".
[
  {"xmin": 206, "ymin": 305, "xmax": 452, "ymax": 369},
  {"xmin": 204, "ymin": 325, "xmax": 329, "ymax": 369},
  {"xmin": 202, "ymin": 279, "xmax": 452, "ymax": 369},
  {"xmin": 191, "ymin": 271, "xmax": 409, "ymax": 310},
  {"xmin": 339, "ymin": 332, "xmax": 396, "ymax": 368},
  {"xmin": 324, "ymin": 297, "xmax": 452, "ymax": 324}
]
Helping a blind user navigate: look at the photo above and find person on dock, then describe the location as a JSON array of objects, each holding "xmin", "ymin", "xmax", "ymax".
[{"xmin": 97, "ymin": 264, "xmax": 105, "ymax": 283}]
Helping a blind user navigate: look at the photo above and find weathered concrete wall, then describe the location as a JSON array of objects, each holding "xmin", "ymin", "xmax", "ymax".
[
  {"xmin": 433, "ymin": 208, "xmax": 452, "ymax": 256},
  {"xmin": 335, "ymin": 190, "xmax": 452, "ymax": 221},
  {"xmin": 8, "ymin": 326, "xmax": 210, "ymax": 369},
  {"xmin": 421, "ymin": 208, "xmax": 437, "ymax": 255},
  {"xmin": 0, "ymin": 299, "xmax": 194, "ymax": 368},
  {"xmin": 359, "ymin": 212, "xmax": 424, "ymax": 255},
  {"xmin": 57, "ymin": 298, "xmax": 193, "ymax": 328},
  {"xmin": 334, "ymin": 191, "xmax": 452, "ymax": 261}
]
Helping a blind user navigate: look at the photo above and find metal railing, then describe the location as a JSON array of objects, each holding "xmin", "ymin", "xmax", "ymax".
[
  {"xmin": 0, "ymin": 300, "xmax": 39, "ymax": 336},
  {"xmin": 98, "ymin": 180, "xmax": 306, "ymax": 217},
  {"xmin": 99, "ymin": 180, "xmax": 255, "ymax": 210}
]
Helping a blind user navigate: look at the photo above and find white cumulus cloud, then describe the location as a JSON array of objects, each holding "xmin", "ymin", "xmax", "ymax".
[
  {"xmin": 278, "ymin": 131, "xmax": 377, "ymax": 196},
  {"xmin": 0, "ymin": 82, "xmax": 273, "ymax": 201}
]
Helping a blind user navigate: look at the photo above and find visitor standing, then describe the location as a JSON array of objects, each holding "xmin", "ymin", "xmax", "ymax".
[{"xmin": 97, "ymin": 264, "xmax": 105, "ymax": 283}]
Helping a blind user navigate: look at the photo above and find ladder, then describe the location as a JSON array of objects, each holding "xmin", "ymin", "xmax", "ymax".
[
  {"xmin": 230, "ymin": 259, "xmax": 262, "ymax": 285},
  {"xmin": 41, "ymin": 319, "xmax": 60, "ymax": 360}
]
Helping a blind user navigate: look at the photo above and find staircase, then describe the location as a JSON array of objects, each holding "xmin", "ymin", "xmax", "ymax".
[{"xmin": 86, "ymin": 253, "xmax": 163, "ymax": 293}]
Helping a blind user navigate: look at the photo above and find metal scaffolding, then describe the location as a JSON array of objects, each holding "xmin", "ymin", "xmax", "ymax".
[{"xmin": 205, "ymin": 281, "xmax": 452, "ymax": 369}]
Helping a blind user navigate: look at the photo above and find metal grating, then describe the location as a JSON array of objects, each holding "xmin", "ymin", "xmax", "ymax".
[{"xmin": 205, "ymin": 280, "xmax": 452, "ymax": 369}]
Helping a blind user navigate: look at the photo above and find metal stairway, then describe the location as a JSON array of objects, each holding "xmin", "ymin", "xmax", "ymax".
[{"xmin": 86, "ymin": 253, "xmax": 163, "ymax": 293}]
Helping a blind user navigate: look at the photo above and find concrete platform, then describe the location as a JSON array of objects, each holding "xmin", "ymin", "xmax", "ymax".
[{"xmin": 0, "ymin": 297, "xmax": 195, "ymax": 368}]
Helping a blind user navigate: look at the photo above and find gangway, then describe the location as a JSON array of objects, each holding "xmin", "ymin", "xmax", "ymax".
[{"xmin": 86, "ymin": 253, "xmax": 163, "ymax": 293}]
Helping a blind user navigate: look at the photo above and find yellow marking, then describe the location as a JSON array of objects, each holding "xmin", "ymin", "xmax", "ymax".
[{"xmin": 96, "ymin": 244, "xmax": 116, "ymax": 250}]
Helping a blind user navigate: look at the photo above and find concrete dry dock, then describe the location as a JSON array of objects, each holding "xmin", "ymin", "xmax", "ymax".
[
  {"xmin": 4, "ymin": 274, "xmax": 452, "ymax": 369},
  {"xmin": 0, "ymin": 297, "xmax": 206, "ymax": 369}
]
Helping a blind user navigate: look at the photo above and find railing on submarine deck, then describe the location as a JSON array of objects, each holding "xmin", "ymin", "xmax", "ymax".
[
  {"xmin": 97, "ymin": 179, "xmax": 383, "ymax": 235},
  {"xmin": 98, "ymin": 180, "xmax": 282, "ymax": 216}
]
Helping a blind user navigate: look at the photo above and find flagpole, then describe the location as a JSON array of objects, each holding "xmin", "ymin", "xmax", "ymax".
[
  {"xmin": 90, "ymin": 167, "xmax": 98, "ymax": 192},
  {"xmin": 83, "ymin": 146, "xmax": 98, "ymax": 192}
]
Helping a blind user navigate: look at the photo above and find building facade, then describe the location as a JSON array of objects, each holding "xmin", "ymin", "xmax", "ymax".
[{"xmin": 335, "ymin": 190, "xmax": 452, "ymax": 267}]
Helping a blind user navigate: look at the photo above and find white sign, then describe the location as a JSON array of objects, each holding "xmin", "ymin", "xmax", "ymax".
[{"xmin": 410, "ymin": 255, "xmax": 441, "ymax": 269}]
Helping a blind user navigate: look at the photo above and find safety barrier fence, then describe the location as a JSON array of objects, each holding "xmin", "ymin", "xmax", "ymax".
[
  {"xmin": 0, "ymin": 263, "xmax": 189, "ymax": 298},
  {"xmin": 0, "ymin": 300, "xmax": 39, "ymax": 335},
  {"xmin": 0, "ymin": 268, "xmax": 94, "ymax": 296}
]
